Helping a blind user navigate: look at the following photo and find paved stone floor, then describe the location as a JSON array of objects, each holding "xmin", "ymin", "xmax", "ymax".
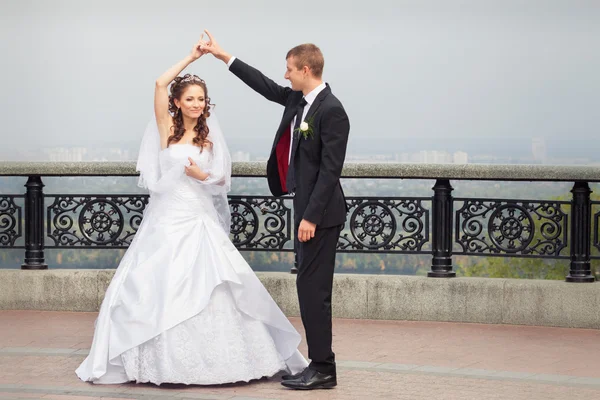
[{"xmin": 1, "ymin": 311, "xmax": 600, "ymax": 399}]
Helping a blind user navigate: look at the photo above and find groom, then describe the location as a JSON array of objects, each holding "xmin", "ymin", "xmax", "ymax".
[{"xmin": 201, "ymin": 30, "xmax": 350, "ymax": 390}]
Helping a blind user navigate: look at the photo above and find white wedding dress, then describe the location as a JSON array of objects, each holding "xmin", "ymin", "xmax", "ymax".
[{"xmin": 76, "ymin": 143, "xmax": 308, "ymax": 385}]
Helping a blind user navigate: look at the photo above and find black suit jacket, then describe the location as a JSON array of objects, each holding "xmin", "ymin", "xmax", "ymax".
[{"xmin": 229, "ymin": 58, "xmax": 350, "ymax": 228}]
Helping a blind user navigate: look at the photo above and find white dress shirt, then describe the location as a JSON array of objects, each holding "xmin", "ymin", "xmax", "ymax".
[
  {"xmin": 227, "ymin": 56, "xmax": 326, "ymax": 163},
  {"xmin": 289, "ymin": 82, "xmax": 326, "ymax": 162}
]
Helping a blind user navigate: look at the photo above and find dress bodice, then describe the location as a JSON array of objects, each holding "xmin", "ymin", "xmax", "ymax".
[
  {"xmin": 160, "ymin": 143, "xmax": 212, "ymax": 174},
  {"xmin": 155, "ymin": 144, "xmax": 215, "ymax": 205}
]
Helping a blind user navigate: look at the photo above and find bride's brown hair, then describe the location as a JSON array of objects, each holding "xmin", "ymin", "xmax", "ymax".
[{"xmin": 168, "ymin": 74, "xmax": 213, "ymax": 150}]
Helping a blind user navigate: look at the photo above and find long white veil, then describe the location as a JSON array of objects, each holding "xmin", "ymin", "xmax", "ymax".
[{"xmin": 136, "ymin": 108, "xmax": 232, "ymax": 234}]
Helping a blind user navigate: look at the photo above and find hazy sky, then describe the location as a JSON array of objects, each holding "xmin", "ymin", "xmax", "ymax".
[{"xmin": 1, "ymin": 0, "xmax": 598, "ymax": 159}]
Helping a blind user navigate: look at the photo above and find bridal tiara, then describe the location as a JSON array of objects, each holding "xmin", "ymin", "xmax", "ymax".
[{"xmin": 180, "ymin": 75, "xmax": 205, "ymax": 84}]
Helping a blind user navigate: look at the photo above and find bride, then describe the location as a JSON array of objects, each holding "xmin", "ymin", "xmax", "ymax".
[{"xmin": 75, "ymin": 35, "xmax": 308, "ymax": 385}]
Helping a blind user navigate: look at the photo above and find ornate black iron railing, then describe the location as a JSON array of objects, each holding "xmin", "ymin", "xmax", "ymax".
[
  {"xmin": 0, "ymin": 195, "xmax": 22, "ymax": 247},
  {"xmin": 229, "ymin": 196, "xmax": 291, "ymax": 250},
  {"xmin": 340, "ymin": 197, "xmax": 430, "ymax": 253},
  {"xmin": 454, "ymin": 199, "xmax": 569, "ymax": 258},
  {"xmin": 1, "ymin": 162, "xmax": 599, "ymax": 282},
  {"xmin": 594, "ymin": 201, "xmax": 600, "ymax": 254},
  {"xmin": 46, "ymin": 195, "xmax": 148, "ymax": 248}
]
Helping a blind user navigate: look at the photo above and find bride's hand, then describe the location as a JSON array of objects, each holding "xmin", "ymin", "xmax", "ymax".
[
  {"xmin": 190, "ymin": 34, "xmax": 208, "ymax": 60},
  {"xmin": 185, "ymin": 157, "xmax": 209, "ymax": 180}
]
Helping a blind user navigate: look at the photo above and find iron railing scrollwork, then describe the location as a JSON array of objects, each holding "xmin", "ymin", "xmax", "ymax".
[
  {"xmin": 229, "ymin": 196, "xmax": 291, "ymax": 250},
  {"xmin": 338, "ymin": 198, "xmax": 429, "ymax": 253},
  {"xmin": 593, "ymin": 201, "xmax": 600, "ymax": 254},
  {"xmin": 46, "ymin": 195, "xmax": 148, "ymax": 248},
  {"xmin": 0, "ymin": 196, "xmax": 23, "ymax": 247},
  {"xmin": 455, "ymin": 199, "xmax": 569, "ymax": 258}
]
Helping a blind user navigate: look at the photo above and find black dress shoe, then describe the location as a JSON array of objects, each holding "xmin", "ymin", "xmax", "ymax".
[
  {"xmin": 281, "ymin": 367, "xmax": 307, "ymax": 381},
  {"xmin": 281, "ymin": 368, "xmax": 337, "ymax": 390}
]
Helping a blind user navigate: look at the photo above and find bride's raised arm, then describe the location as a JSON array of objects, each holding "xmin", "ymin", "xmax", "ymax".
[{"xmin": 154, "ymin": 35, "xmax": 207, "ymax": 149}]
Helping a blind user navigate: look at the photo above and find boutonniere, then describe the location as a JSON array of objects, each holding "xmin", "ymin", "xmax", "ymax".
[{"xmin": 295, "ymin": 116, "xmax": 315, "ymax": 140}]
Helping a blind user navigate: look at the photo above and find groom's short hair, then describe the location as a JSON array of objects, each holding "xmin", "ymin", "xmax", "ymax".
[{"xmin": 286, "ymin": 44, "xmax": 324, "ymax": 78}]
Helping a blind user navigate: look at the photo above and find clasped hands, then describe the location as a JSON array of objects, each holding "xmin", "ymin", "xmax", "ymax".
[
  {"xmin": 189, "ymin": 30, "xmax": 223, "ymax": 60},
  {"xmin": 189, "ymin": 29, "xmax": 231, "ymax": 64}
]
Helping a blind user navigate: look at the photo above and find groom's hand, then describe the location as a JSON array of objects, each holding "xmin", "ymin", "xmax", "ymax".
[
  {"xmin": 199, "ymin": 29, "xmax": 232, "ymax": 64},
  {"xmin": 297, "ymin": 219, "xmax": 316, "ymax": 243}
]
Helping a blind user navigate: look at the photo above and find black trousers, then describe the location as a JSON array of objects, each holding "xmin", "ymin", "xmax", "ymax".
[{"xmin": 294, "ymin": 222, "xmax": 342, "ymax": 376}]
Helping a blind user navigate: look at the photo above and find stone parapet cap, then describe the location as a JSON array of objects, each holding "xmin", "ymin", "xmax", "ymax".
[{"xmin": 1, "ymin": 161, "xmax": 600, "ymax": 182}]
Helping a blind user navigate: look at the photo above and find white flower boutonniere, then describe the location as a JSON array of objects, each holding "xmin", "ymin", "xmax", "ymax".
[{"xmin": 295, "ymin": 116, "xmax": 315, "ymax": 140}]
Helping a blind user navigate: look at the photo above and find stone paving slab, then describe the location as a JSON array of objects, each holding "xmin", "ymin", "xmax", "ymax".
[{"xmin": 2, "ymin": 311, "xmax": 600, "ymax": 399}]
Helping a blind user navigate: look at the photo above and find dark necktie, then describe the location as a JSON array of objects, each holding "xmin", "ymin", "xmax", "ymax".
[{"xmin": 286, "ymin": 98, "xmax": 307, "ymax": 193}]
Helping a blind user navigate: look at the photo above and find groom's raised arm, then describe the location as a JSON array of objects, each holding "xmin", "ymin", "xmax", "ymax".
[
  {"xmin": 200, "ymin": 30, "xmax": 291, "ymax": 106},
  {"xmin": 227, "ymin": 58, "xmax": 292, "ymax": 107}
]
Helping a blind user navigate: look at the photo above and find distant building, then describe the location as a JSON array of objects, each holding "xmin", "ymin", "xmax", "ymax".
[
  {"xmin": 531, "ymin": 137, "xmax": 547, "ymax": 164},
  {"xmin": 417, "ymin": 150, "xmax": 453, "ymax": 164},
  {"xmin": 453, "ymin": 151, "xmax": 468, "ymax": 164},
  {"xmin": 395, "ymin": 153, "xmax": 411, "ymax": 163},
  {"xmin": 108, "ymin": 148, "xmax": 132, "ymax": 161},
  {"xmin": 44, "ymin": 147, "xmax": 87, "ymax": 162}
]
